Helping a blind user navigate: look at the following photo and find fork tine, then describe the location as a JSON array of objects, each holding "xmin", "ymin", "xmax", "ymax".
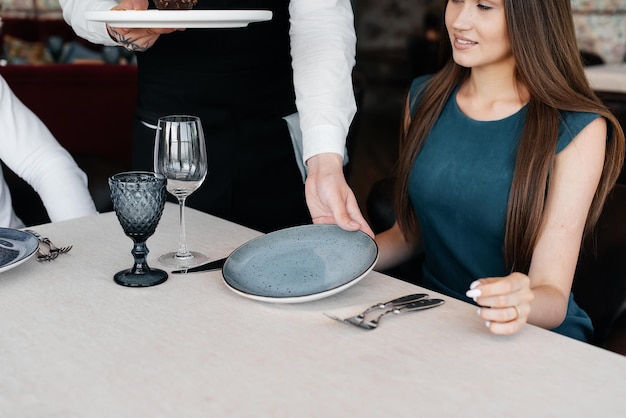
[
  {"xmin": 59, "ymin": 245, "xmax": 73, "ymax": 254},
  {"xmin": 36, "ymin": 249, "xmax": 59, "ymax": 262},
  {"xmin": 42, "ymin": 238, "xmax": 72, "ymax": 255}
]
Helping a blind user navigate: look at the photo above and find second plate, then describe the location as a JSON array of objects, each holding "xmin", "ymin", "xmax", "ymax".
[{"xmin": 85, "ymin": 9, "xmax": 273, "ymax": 29}]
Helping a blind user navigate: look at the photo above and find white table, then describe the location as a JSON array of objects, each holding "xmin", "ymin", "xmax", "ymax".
[
  {"xmin": 585, "ymin": 63, "xmax": 626, "ymax": 93},
  {"xmin": 1, "ymin": 204, "xmax": 625, "ymax": 417}
]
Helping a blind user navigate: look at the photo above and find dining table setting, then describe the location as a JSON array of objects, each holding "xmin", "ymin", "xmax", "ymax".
[
  {"xmin": 4, "ymin": 1, "xmax": 626, "ymax": 415},
  {"xmin": 1, "ymin": 197, "xmax": 626, "ymax": 417}
]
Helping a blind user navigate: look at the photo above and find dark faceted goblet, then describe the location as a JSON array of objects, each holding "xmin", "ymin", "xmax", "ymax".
[{"xmin": 109, "ymin": 171, "xmax": 168, "ymax": 287}]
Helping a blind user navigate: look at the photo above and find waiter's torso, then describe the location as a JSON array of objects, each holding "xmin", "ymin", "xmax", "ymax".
[{"xmin": 137, "ymin": 0, "xmax": 295, "ymax": 125}]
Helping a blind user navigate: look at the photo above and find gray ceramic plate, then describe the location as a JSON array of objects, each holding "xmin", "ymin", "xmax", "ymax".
[
  {"xmin": 0, "ymin": 228, "xmax": 38, "ymax": 274},
  {"xmin": 222, "ymin": 224, "xmax": 378, "ymax": 303}
]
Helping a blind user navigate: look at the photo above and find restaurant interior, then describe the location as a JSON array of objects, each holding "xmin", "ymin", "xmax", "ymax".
[{"xmin": 0, "ymin": 0, "xmax": 625, "ymax": 356}]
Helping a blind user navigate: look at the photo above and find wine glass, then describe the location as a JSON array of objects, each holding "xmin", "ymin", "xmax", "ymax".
[
  {"xmin": 154, "ymin": 115, "xmax": 209, "ymax": 268},
  {"xmin": 109, "ymin": 171, "xmax": 168, "ymax": 287}
]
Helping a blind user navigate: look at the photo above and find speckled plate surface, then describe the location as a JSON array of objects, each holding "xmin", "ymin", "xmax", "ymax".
[
  {"xmin": 222, "ymin": 225, "xmax": 378, "ymax": 303},
  {"xmin": 0, "ymin": 228, "xmax": 38, "ymax": 274}
]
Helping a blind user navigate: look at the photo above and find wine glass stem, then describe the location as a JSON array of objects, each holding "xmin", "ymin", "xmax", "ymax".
[{"xmin": 177, "ymin": 196, "xmax": 192, "ymax": 258}]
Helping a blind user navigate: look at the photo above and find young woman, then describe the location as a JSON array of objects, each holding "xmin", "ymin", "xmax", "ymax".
[{"xmin": 375, "ymin": 0, "xmax": 625, "ymax": 341}]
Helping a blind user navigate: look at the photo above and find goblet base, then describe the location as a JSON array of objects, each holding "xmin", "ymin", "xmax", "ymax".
[
  {"xmin": 114, "ymin": 268, "xmax": 168, "ymax": 287},
  {"xmin": 158, "ymin": 251, "xmax": 209, "ymax": 269}
]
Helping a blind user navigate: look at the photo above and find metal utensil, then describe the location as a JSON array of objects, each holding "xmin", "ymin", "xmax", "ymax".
[
  {"xmin": 171, "ymin": 256, "xmax": 227, "ymax": 274},
  {"xmin": 26, "ymin": 230, "xmax": 61, "ymax": 262},
  {"xmin": 325, "ymin": 293, "xmax": 430, "ymax": 326},
  {"xmin": 41, "ymin": 237, "xmax": 72, "ymax": 255},
  {"xmin": 355, "ymin": 298, "xmax": 445, "ymax": 330},
  {"xmin": 36, "ymin": 248, "xmax": 59, "ymax": 262},
  {"xmin": 26, "ymin": 230, "xmax": 72, "ymax": 258}
]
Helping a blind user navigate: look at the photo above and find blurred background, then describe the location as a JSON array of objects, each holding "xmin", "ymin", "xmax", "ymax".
[{"xmin": 0, "ymin": 0, "xmax": 624, "ymax": 223}]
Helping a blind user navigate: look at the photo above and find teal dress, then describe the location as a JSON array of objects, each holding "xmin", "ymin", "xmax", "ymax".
[{"xmin": 408, "ymin": 76, "xmax": 595, "ymax": 342}]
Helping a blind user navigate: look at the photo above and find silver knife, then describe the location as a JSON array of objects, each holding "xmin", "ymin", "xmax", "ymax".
[{"xmin": 171, "ymin": 257, "xmax": 227, "ymax": 274}]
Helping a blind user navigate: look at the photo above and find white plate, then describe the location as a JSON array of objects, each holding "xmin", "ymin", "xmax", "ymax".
[
  {"xmin": 84, "ymin": 10, "xmax": 273, "ymax": 29},
  {"xmin": 222, "ymin": 224, "xmax": 378, "ymax": 304},
  {"xmin": 0, "ymin": 228, "xmax": 38, "ymax": 274}
]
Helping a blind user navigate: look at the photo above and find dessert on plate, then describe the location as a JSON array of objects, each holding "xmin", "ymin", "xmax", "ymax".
[{"xmin": 152, "ymin": 0, "xmax": 198, "ymax": 9}]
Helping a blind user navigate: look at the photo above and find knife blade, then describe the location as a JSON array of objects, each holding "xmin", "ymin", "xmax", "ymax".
[{"xmin": 171, "ymin": 257, "xmax": 227, "ymax": 274}]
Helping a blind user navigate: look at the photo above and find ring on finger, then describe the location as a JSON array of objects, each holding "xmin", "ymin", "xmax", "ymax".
[{"xmin": 512, "ymin": 305, "xmax": 521, "ymax": 321}]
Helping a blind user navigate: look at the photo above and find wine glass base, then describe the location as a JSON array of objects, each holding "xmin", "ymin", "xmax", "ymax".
[
  {"xmin": 158, "ymin": 251, "xmax": 209, "ymax": 269},
  {"xmin": 114, "ymin": 268, "xmax": 168, "ymax": 287}
]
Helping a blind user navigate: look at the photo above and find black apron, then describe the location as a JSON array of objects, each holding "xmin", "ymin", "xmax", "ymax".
[{"xmin": 133, "ymin": 0, "xmax": 310, "ymax": 232}]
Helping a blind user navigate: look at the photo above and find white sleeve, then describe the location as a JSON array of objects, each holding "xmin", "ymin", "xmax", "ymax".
[
  {"xmin": 289, "ymin": 0, "xmax": 357, "ymax": 162},
  {"xmin": 0, "ymin": 76, "xmax": 98, "ymax": 224},
  {"xmin": 59, "ymin": 0, "xmax": 120, "ymax": 46}
]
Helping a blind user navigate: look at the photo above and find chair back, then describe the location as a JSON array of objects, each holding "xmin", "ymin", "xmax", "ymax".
[{"xmin": 573, "ymin": 184, "xmax": 626, "ymax": 353}]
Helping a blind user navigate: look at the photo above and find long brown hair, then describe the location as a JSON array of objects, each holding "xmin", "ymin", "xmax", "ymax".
[{"xmin": 395, "ymin": 0, "xmax": 625, "ymax": 273}]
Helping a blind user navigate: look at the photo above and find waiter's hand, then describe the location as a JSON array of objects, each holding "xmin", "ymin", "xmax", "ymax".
[
  {"xmin": 305, "ymin": 153, "xmax": 374, "ymax": 238},
  {"xmin": 107, "ymin": 0, "xmax": 178, "ymax": 52}
]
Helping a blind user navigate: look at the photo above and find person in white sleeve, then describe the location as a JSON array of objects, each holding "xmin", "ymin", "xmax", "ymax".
[
  {"xmin": 0, "ymin": 75, "xmax": 97, "ymax": 228},
  {"xmin": 59, "ymin": 0, "xmax": 373, "ymax": 236}
]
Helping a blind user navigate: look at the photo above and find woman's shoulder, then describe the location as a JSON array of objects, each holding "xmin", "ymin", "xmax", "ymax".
[
  {"xmin": 408, "ymin": 75, "xmax": 435, "ymax": 114},
  {"xmin": 409, "ymin": 75, "xmax": 434, "ymax": 96},
  {"xmin": 556, "ymin": 111, "xmax": 602, "ymax": 153}
]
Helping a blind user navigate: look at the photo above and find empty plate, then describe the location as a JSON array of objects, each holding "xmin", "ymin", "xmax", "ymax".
[{"xmin": 222, "ymin": 224, "xmax": 378, "ymax": 303}]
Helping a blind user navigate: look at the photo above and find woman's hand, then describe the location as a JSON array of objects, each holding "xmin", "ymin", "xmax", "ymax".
[
  {"xmin": 466, "ymin": 272, "xmax": 535, "ymax": 335},
  {"xmin": 107, "ymin": 0, "xmax": 178, "ymax": 51}
]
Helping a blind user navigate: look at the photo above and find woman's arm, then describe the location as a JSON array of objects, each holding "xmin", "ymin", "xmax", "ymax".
[
  {"xmin": 374, "ymin": 222, "xmax": 422, "ymax": 271},
  {"xmin": 471, "ymin": 117, "xmax": 607, "ymax": 335}
]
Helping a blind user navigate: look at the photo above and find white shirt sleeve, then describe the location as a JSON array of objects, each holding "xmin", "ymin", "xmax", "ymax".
[
  {"xmin": 289, "ymin": 0, "xmax": 357, "ymax": 162},
  {"xmin": 59, "ymin": 0, "xmax": 119, "ymax": 46},
  {"xmin": 0, "ymin": 76, "xmax": 98, "ymax": 227}
]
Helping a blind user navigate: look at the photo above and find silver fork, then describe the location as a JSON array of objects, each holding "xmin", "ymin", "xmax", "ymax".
[
  {"xmin": 26, "ymin": 230, "xmax": 72, "ymax": 257},
  {"xmin": 354, "ymin": 298, "xmax": 445, "ymax": 330},
  {"xmin": 325, "ymin": 293, "xmax": 429, "ymax": 326},
  {"xmin": 26, "ymin": 230, "xmax": 56, "ymax": 262},
  {"xmin": 41, "ymin": 237, "xmax": 72, "ymax": 255},
  {"xmin": 36, "ymin": 248, "xmax": 59, "ymax": 262}
]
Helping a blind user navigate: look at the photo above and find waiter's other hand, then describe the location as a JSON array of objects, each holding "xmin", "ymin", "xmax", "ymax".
[
  {"xmin": 108, "ymin": 0, "xmax": 178, "ymax": 52},
  {"xmin": 305, "ymin": 153, "xmax": 374, "ymax": 238}
]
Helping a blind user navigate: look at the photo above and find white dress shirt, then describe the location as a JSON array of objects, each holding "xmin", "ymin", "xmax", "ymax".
[
  {"xmin": 58, "ymin": 0, "xmax": 357, "ymax": 163},
  {"xmin": 0, "ymin": 76, "xmax": 97, "ymax": 228}
]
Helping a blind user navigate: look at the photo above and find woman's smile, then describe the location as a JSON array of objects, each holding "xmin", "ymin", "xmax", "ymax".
[{"xmin": 453, "ymin": 34, "xmax": 478, "ymax": 50}]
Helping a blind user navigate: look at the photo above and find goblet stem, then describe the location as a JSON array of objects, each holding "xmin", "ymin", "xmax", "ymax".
[
  {"xmin": 176, "ymin": 196, "xmax": 191, "ymax": 258},
  {"xmin": 130, "ymin": 240, "xmax": 151, "ymax": 275}
]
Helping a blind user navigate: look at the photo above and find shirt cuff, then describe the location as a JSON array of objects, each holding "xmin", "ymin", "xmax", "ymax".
[{"xmin": 302, "ymin": 125, "xmax": 347, "ymax": 163}]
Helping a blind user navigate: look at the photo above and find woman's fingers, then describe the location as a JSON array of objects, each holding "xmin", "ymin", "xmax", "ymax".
[{"xmin": 468, "ymin": 273, "xmax": 534, "ymax": 335}]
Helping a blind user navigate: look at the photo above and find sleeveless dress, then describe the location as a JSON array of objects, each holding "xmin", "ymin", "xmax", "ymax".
[
  {"xmin": 408, "ymin": 76, "xmax": 595, "ymax": 342},
  {"xmin": 133, "ymin": 0, "xmax": 310, "ymax": 232}
]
